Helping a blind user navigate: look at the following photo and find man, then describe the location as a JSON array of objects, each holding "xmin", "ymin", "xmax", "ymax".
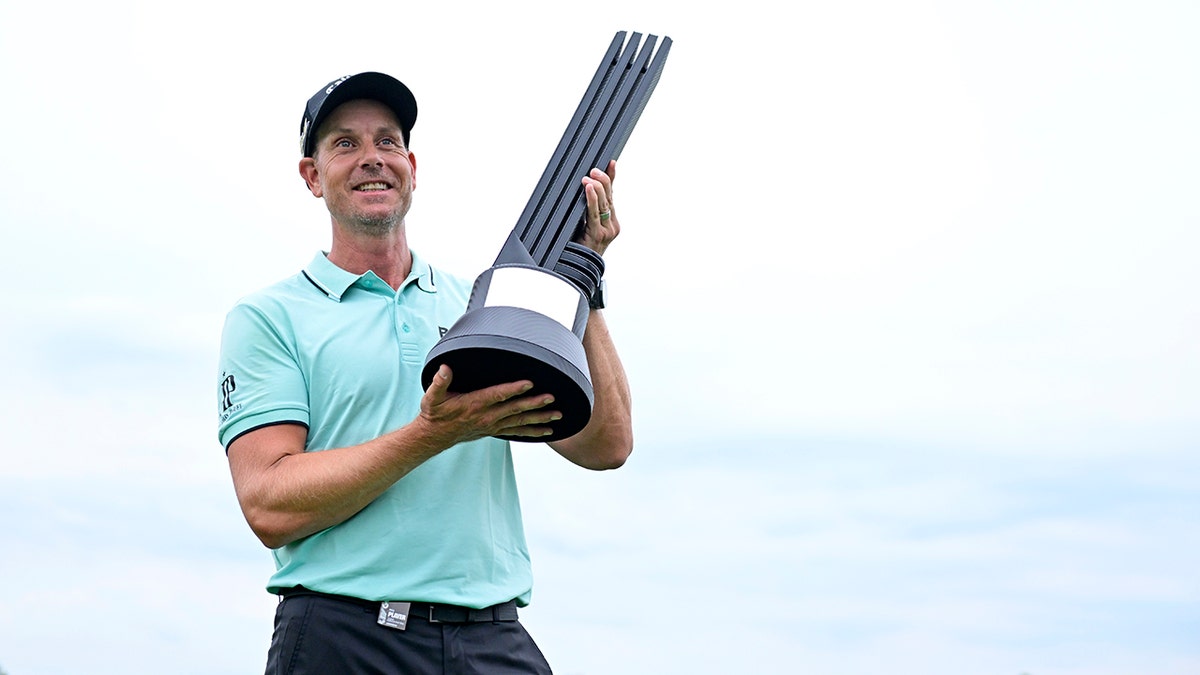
[{"xmin": 217, "ymin": 72, "xmax": 633, "ymax": 674}]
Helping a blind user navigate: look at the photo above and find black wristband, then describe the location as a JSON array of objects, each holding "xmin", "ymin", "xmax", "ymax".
[{"xmin": 589, "ymin": 279, "xmax": 607, "ymax": 310}]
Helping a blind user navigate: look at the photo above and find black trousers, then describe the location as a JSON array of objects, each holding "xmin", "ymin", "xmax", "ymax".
[{"xmin": 265, "ymin": 592, "xmax": 553, "ymax": 675}]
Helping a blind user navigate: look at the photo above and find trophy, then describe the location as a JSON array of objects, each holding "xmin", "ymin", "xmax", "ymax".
[{"xmin": 422, "ymin": 31, "xmax": 672, "ymax": 441}]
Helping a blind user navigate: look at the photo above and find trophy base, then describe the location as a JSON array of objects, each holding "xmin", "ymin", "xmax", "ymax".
[{"xmin": 422, "ymin": 305, "xmax": 593, "ymax": 442}]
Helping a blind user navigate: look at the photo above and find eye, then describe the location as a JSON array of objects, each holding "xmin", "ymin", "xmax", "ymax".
[{"xmin": 335, "ymin": 139, "xmax": 353, "ymax": 148}]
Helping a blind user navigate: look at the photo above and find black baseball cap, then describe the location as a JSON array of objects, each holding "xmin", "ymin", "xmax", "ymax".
[{"xmin": 300, "ymin": 72, "xmax": 418, "ymax": 157}]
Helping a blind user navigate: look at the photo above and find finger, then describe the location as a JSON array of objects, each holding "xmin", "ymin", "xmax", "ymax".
[
  {"xmin": 501, "ymin": 406, "xmax": 562, "ymax": 431},
  {"xmin": 424, "ymin": 364, "xmax": 452, "ymax": 398},
  {"xmin": 503, "ymin": 392, "xmax": 556, "ymax": 416},
  {"xmin": 476, "ymin": 380, "xmax": 537, "ymax": 408},
  {"xmin": 495, "ymin": 407, "xmax": 563, "ymax": 437},
  {"xmin": 473, "ymin": 395, "xmax": 557, "ymax": 439},
  {"xmin": 589, "ymin": 167, "xmax": 613, "ymax": 204},
  {"xmin": 584, "ymin": 180, "xmax": 597, "ymax": 212},
  {"xmin": 499, "ymin": 424, "xmax": 556, "ymax": 438},
  {"xmin": 584, "ymin": 181, "xmax": 603, "ymax": 224}
]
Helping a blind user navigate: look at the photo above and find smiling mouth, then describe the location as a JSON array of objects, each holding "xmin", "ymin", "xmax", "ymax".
[{"xmin": 354, "ymin": 182, "xmax": 392, "ymax": 192}]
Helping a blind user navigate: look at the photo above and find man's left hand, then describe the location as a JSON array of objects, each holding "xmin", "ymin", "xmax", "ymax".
[{"xmin": 577, "ymin": 160, "xmax": 620, "ymax": 255}]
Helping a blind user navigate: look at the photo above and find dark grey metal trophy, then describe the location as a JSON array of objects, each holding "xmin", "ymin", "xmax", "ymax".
[{"xmin": 421, "ymin": 31, "xmax": 671, "ymax": 441}]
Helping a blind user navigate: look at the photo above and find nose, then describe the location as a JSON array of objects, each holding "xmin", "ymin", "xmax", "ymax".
[{"xmin": 359, "ymin": 143, "xmax": 384, "ymax": 168}]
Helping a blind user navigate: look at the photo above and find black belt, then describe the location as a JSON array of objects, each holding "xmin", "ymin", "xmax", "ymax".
[{"xmin": 278, "ymin": 586, "xmax": 519, "ymax": 623}]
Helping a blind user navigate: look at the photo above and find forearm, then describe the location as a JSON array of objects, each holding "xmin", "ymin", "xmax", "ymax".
[
  {"xmin": 550, "ymin": 309, "xmax": 633, "ymax": 469},
  {"xmin": 232, "ymin": 370, "xmax": 561, "ymax": 548},
  {"xmin": 232, "ymin": 421, "xmax": 452, "ymax": 548}
]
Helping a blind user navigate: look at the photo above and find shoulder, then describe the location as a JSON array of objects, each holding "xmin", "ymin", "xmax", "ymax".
[
  {"xmin": 219, "ymin": 271, "xmax": 326, "ymax": 347},
  {"xmin": 227, "ymin": 271, "xmax": 323, "ymax": 316}
]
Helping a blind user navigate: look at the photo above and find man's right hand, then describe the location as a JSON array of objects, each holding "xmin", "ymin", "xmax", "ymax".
[{"xmin": 417, "ymin": 364, "xmax": 562, "ymax": 446}]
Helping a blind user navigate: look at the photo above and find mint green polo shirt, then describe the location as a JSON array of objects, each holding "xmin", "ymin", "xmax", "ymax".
[{"xmin": 217, "ymin": 251, "xmax": 533, "ymax": 607}]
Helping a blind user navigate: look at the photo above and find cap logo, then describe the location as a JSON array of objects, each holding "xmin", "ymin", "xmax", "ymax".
[
  {"xmin": 326, "ymin": 74, "xmax": 352, "ymax": 95},
  {"xmin": 299, "ymin": 118, "xmax": 311, "ymax": 154}
]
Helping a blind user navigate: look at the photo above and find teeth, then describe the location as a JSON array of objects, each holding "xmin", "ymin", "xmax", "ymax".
[{"xmin": 355, "ymin": 182, "xmax": 389, "ymax": 191}]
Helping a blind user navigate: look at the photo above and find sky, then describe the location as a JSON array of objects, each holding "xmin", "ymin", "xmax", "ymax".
[{"xmin": 0, "ymin": 1, "xmax": 1197, "ymax": 674}]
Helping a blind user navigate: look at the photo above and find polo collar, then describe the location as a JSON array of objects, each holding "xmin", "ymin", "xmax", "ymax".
[{"xmin": 303, "ymin": 250, "xmax": 439, "ymax": 301}]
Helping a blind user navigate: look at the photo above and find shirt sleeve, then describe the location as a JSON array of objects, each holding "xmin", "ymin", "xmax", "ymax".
[{"xmin": 217, "ymin": 300, "xmax": 310, "ymax": 451}]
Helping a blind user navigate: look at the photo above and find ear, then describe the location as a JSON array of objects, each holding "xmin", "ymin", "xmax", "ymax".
[
  {"xmin": 408, "ymin": 151, "xmax": 418, "ymax": 192},
  {"xmin": 299, "ymin": 157, "xmax": 323, "ymax": 197}
]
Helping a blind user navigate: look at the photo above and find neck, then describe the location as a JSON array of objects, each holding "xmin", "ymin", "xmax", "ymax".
[{"xmin": 327, "ymin": 221, "xmax": 413, "ymax": 290}]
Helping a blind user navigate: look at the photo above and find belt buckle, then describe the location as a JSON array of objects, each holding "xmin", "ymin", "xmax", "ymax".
[{"xmin": 427, "ymin": 604, "xmax": 441, "ymax": 624}]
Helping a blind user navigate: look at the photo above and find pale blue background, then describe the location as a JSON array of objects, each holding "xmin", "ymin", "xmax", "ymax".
[{"xmin": 0, "ymin": 1, "xmax": 1196, "ymax": 673}]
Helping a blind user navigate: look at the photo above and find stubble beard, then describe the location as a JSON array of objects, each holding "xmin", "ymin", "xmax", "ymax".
[
  {"xmin": 345, "ymin": 210, "xmax": 401, "ymax": 237},
  {"xmin": 336, "ymin": 190, "xmax": 412, "ymax": 238}
]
